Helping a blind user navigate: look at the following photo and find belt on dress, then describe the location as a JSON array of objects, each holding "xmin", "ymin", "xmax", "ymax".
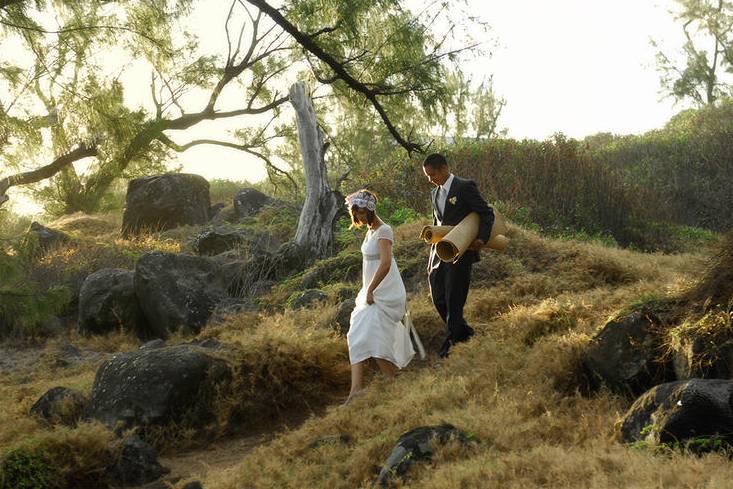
[{"xmin": 363, "ymin": 253, "xmax": 381, "ymax": 261}]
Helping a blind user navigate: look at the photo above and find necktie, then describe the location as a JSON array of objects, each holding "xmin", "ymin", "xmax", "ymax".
[{"xmin": 435, "ymin": 186, "xmax": 443, "ymax": 221}]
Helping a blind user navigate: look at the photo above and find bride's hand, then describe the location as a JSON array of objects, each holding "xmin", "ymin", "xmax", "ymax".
[{"xmin": 366, "ymin": 290, "xmax": 375, "ymax": 304}]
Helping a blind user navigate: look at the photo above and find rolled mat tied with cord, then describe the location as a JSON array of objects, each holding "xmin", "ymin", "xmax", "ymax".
[{"xmin": 420, "ymin": 209, "xmax": 509, "ymax": 262}]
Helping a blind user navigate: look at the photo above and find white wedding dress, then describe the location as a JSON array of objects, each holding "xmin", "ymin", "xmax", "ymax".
[{"xmin": 347, "ymin": 223, "xmax": 415, "ymax": 368}]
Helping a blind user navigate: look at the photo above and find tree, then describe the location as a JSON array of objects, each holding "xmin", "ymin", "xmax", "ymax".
[
  {"xmin": 289, "ymin": 81, "xmax": 342, "ymax": 258},
  {"xmin": 274, "ymin": 71, "xmax": 504, "ymax": 208},
  {"xmin": 655, "ymin": 0, "xmax": 733, "ymax": 106},
  {"xmin": 1, "ymin": 0, "xmax": 480, "ymax": 214}
]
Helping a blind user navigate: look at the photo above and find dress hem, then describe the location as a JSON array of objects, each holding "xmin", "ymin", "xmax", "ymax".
[{"xmin": 349, "ymin": 353, "xmax": 413, "ymax": 369}]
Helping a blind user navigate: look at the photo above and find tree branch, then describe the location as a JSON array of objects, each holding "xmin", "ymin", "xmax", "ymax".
[
  {"xmin": 165, "ymin": 95, "xmax": 289, "ymax": 131},
  {"xmin": 309, "ymin": 23, "xmax": 340, "ymax": 38},
  {"xmin": 244, "ymin": 0, "xmax": 424, "ymax": 155},
  {"xmin": 0, "ymin": 143, "xmax": 98, "ymax": 207},
  {"xmin": 0, "ymin": 0, "xmax": 23, "ymax": 10},
  {"xmin": 0, "ymin": 19, "xmax": 174, "ymax": 56},
  {"xmin": 156, "ymin": 134, "xmax": 298, "ymax": 191}
]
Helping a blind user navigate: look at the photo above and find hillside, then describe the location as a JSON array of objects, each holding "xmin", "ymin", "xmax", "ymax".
[{"xmin": 2, "ymin": 200, "xmax": 731, "ymax": 488}]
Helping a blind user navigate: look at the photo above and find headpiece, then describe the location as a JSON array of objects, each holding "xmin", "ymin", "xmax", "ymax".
[{"xmin": 345, "ymin": 190, "xmax": 376, "ymax": 211}]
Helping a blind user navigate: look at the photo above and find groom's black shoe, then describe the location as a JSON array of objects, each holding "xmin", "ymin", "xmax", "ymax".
[
  {"xmin": 439, "ymin": 326, "xmax": 475, "ymax": 358},
  {"xmin": 438, "ymin": 338, "xmax": 452, "ymax": 358}
]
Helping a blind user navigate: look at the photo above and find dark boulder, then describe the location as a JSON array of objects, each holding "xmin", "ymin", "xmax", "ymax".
[
  {"xmin": 44, "ymin": 341, "xmax": 83, "ymax": 368},
  {"xmin": 233, "ymin": 188, "xmax": 273, "ymax": 219},
  {"xmin": 140, "ymin": 339, "xmax": 166, "ymax": 350},
  {"xmin": 122, "ymin": 174, "xmax": 210, "ymax": 236},
  {"xmin": 30, "ymin": 386, "xmax": 87, "ymax": 425},
  {"xmin": 289, "ymin": 289, "xmax": 328, "ymax": 309},
  {"xmin": 335, "ymin": 299, "xmax": 356, "ymax": 335},
  {"xmin": 108, "ymin": 436, "xmax": 169, "ymax": 487},
  {"xmin": 79, "ymin": 269, "xmax": 148, "ymax": 338},
  {"xmin": 583, "ymin": 310, "xmax": 672, "ymax": 396},
  {"xmin": 193, "ymin": 228, "xmax": 279, "ymax": 257},
  {"xmin": 618, "ymin": 379, "xmax": 733, "ymax": 451},
  {"xmin": 376, "ymin": 424, "xmax": 472, "ymax": 487},
  {"xmin": 300, "ymin": 252, "xmax": 361, "ymax": 289},
  {"xmin": 209, "ymin": 202, "xmax": 226, "ymax": 219},
  {"xmin": 210, "ymin": 250, "xmax": 250, "ymax": 296},
  {"xmin": 88, "ymin": 344, "xmax": 231, "ymax": 432},
  {"xmin": 27, "ymin": 221, "xmax": 71, "ymax": 252},
  {"xmin": 193, "ymin": 229, "xmax": 250, "ymax": 256},
  {"xmin": 134, "ymin": 252, "xmax": 228, "ymax": 337},
  {"xmin": 210, "ymin": 298, "xmax": 256, "ymax": 323}
]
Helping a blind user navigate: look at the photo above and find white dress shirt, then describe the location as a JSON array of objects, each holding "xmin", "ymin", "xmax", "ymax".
[
  {"xmin": 430, "ymin": 173, "xmax": 456, "ymax": 271},
  {"xmin": 435, "ymin": 173, "xmax": 455, "ymax": 223}
]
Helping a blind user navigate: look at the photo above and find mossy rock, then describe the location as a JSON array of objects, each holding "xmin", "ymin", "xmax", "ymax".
[
  {"xmin": 300, "ymin": 251, "xmax": 362, "ymax": 289},
  {"xmin": 286, "ymin": 289, "xmax": 329, "ymax": 310}
]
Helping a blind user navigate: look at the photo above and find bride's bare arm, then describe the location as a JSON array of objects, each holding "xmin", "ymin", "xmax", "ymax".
[{"xmin": 366, "ymin": 238, "xmax": 393, "ymax": 303}]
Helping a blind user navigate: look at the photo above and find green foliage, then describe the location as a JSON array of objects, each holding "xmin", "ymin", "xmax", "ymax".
[
  {"xmin": 267, "ymin": 249, "xmax": 362, "ymax": 307},
  {"xmin": 589, "ymin": 98, "xmax": 733, "ymax": 233},
  {"xmin": 376, "ymin": 197, "xmax": 422, "ymax": 226},
  {"xmin": 4, "ymin": 0, "xmax": 475, "ymax": 220},
  {"xmin": 387, "ymin": 206, "xmax": 422, "ymax": 226},
  {"xmin": 0, "ymin": 209, "xmax": 32, "ymax": 239},
  {"xmin": 429, "ymin": 135, "xmax": 651, "ymax": 248},
  {"xmin": 209, "ymin": 179, "xmax": 257, "ymax": 204},
  {"xmin": 0, "ymin": 239, "xmax": 72, "ymax": 338},
  {"xmin": 249, "ymin": 203, "xmax": 301, "ymax": 244},
  {"xmin": 554, "ymin": 228, "xmax": 619, "ymax": 248},
  {"xmin": 334, "ymin": 215, "xmax": 361, "ymax": 250},
  {"xmin": 0, "ymin": 447, "xmax": 57, "ymax": 489},
  {"xmin": 492, "ymin": 200, "xmax": 539, "ymax": 232},
  {"xmin": 347, "ymin": 100, "xmax": 730, "ymax": 251},
  {"xmin": 276, "ymin": 0, "xmax": 491, "ymax": 200},
  {"xmin": 94, "ymin": 180, "xmax": 128, "ymax": 213},
  {"xmin": 654, "ymin": 0, "xmax": 733, "ymax": 106}
]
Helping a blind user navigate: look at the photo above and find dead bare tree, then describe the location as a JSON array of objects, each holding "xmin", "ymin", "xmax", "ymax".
[{"xmin": 289, "ymin": 82, "xmax": 342, "ymax": 258}]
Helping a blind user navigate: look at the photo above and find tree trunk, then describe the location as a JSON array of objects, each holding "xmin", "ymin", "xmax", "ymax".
[{"xmin": 289, "ymin": 82, "xmax": 341, "ymax": 259}]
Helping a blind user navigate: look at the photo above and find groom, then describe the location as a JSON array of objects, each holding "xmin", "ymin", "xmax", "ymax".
[{"xmin": 423, "ymin": 153, "xmax": 494, "ymax": 358}]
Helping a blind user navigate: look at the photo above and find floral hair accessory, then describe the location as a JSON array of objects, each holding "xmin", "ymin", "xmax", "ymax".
[{"xmin": 345, "ymin": 191, "xmax": 377, "ymax": 211}]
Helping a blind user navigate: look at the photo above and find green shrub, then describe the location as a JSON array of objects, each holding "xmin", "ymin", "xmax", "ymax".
[
  {"xmin": 589, "ymin": 98, "xmax": 733, "ymax": 232},
  {"xmin": 0, "ymin": 209, "xmax": 32, "ymax": 239},
  {"xmin": 209, "ymin": 179, "xmax": 255, "ymax": 204},
  {"xmin": 0, "ymin": 246, "xmax": 72, "ymax": 338},
  {"xmin": 95, "ymin": 180, "xmax": 127, "ymax": 213},
  {"xmin": 0, "ymin": 447, "xmax": 57, "ymax": 489}
]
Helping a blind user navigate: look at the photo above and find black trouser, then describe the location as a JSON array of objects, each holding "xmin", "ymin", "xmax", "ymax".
[{"xmin": 429, "ymin": 257, "xmax": 474, "ymax": 356}]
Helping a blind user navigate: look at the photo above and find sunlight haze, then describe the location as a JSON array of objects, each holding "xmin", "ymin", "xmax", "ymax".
[
  {"xmin": 5, "ymin": 0, "xmax": 689, "ymax": 216},
  {"xmin": 468, "ymin": 0, "xmax": 687, "ymax": 139}
]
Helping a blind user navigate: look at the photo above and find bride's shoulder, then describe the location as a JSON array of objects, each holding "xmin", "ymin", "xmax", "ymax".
[
  {"xmin": 376, "ymin": 223, "xmax": 394, "ymax": 239},
  {"xmin": 374, "ymin": 221, "xmax": 391, "ymax": 232}
]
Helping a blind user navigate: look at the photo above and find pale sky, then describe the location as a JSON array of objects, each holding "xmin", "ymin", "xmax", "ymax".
[
  {"xmin": 474, "ymin": 0, "xmax": 688, "ymax": 139},
  {"xmin": 169, "ymin": 0, "xmax": 692, "ymax": 176},
  {"xmin": 5, "ymin": 0, "xmax": 695, "ymax": 215}
]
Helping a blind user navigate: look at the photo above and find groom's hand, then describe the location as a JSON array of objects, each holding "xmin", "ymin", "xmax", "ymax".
[{"xmin": 468, "ymin": 238, "xmax": 485, "ymax": 251}]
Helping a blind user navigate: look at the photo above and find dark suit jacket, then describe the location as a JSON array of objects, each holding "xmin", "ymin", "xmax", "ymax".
[{"xmin": 431, "ymin": 175, "xmax": 495, "ymax": 264}]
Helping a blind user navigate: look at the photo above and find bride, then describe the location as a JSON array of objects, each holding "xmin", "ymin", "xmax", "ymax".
[{"xmin": 343, "ymin": 189, "xmax": 414, "ymax": 405}]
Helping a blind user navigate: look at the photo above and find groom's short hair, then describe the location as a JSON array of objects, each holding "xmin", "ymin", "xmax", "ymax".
[{"xmin": 423, "ymin": 153, "xmax": 448, "ymax": 169}]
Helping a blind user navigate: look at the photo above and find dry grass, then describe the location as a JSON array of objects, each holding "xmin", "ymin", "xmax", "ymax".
[
  {"xmin": 206, "ymin": 305, "xmax": 351, "ymax": 431},
  {"xmin": 50, "ymin": 212, "xmax": 121, "ymax": 238},
  {"xmin": 192, "ymin": 225, "xmax": 718, "ymax": 489},
  {"xmin": 1, "ymin": 212, "xmax": 722, "ymax": 489},
  {"xmin": 684, "ymin": 231, "xmax": 733, "ymax": 311}
]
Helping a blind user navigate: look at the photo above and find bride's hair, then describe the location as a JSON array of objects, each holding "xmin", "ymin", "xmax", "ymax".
[{"xmin": 346, "ymin": 189, "xmax": 378, "ymax": 228}]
